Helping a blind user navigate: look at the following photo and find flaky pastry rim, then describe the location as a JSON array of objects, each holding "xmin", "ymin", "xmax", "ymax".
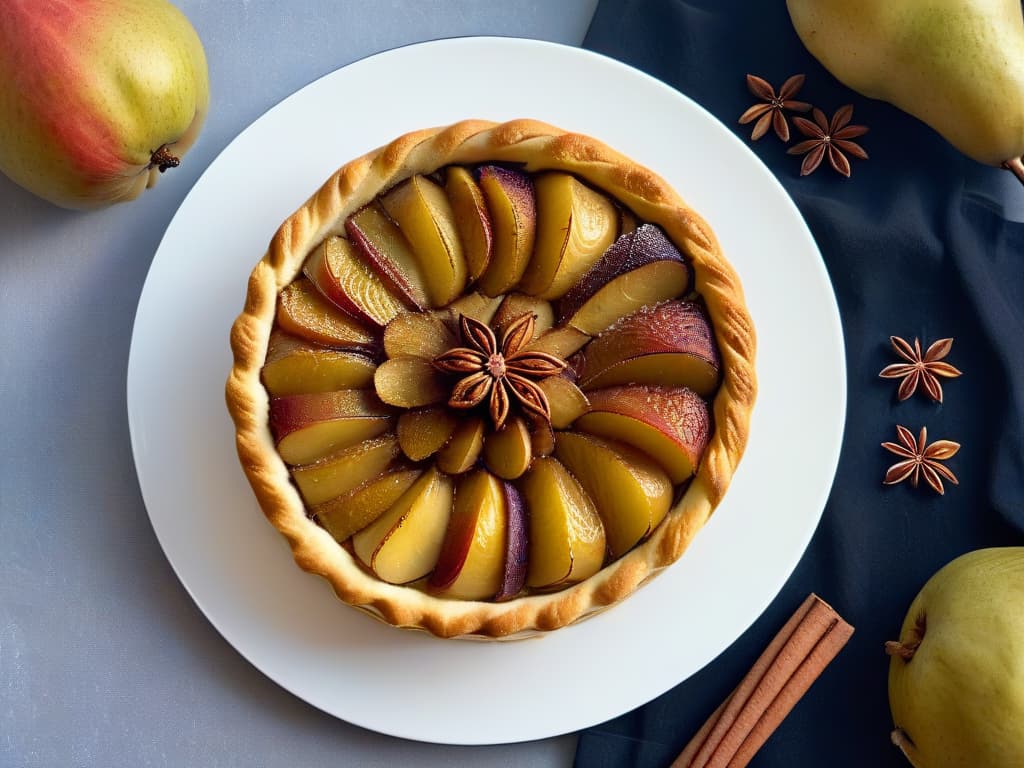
[{"xmin": 225, "ymin": 119, "xmax": 757, "ymax": 639}]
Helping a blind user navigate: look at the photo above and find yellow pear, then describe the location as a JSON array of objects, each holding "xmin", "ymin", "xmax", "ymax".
[
  {"xmin": 886, "ymin": 547, "xmax": 1024, "ymax": 768},
  {"xmin": 787, "ymin": 0, "xmax": 1024, "ymax": 182}
]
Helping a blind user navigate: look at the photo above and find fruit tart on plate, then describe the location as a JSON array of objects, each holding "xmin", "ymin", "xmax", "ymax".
[{"xmin": 226, "ymin": 119, "xmax": 756, "ymax": 639}]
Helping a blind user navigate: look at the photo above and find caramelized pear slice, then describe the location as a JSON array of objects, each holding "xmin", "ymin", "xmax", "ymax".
[
  {"xmin": 554, "ymin": 431, "xmax": 673, "ymax": 558},
  {"xmin": 579, "ymin": 301, "xmax": 721, "ymax": 395},
  {"xmin": 575, "ymin": 385, "xmax": 710, "ymax": 484},
  {"xmin": 346, "ymin": 203, "xmax": 431, "ymax": 309},
  {"xmin": 373, "ymin": 355, "xmax": 448, "ymax": 408},
  {"xmin": 276, "ymin": 278, "xmax": 377, "ymax": 351},
  {"xmin": 445, "ymin": 166, "xmax": 493, "ymax": 281},
  {"xmin": 261, "ymin": 332, "xmax": 376, "ymax": 396},
  {"xmin": 475, "ymin": 166, "xmax": 536, "ymax": 296},
  {"xmin": 291, "ymin": 434, "xmax": 400, "ymax": 505},
  {"xmin": 492, "ymin": 293, "xmax": 554, "ymax": 341},
  {"xmin": 494, "ymin": 481, "xmax": 528, "ymax": 601},
  {"xmin": 536, "ymin": 376, "xmax": 590, "ymax": 429},
  {"xmin": 519, "ymin": 172, "xmax": 617, "ymax": 299},
  {"xmin": 382, "ymin": 310, "xmax": 456, "ymax": 360},
  {"xmin": 269, "ymin": 390, "xmax": 394, "ymax": 465},
  {"xmin": 302, "ymin": 236, "xmax": 406, "ymax": 326},
  {"xmin": 352, "ymin": 467, "xmax": 454, "ymax": 584},
  {"xmin": 482, "ymin": 417, "xmax": 533, "ymax": 480},
  {"xmin": 520, "ymin": 456, "xmax": 606, "ymax": 589},
  {"xmin": 435, "ymin": 416, "xmax": 486, "ymax": 474},
  {"xmin": 442, "ymin": 291, "xmax": 503, "ymax": 330},
  {"xmin": 397, "ymin": 407, "xmax": 458, "ymax": 461},
  {"xmin": 314, "ymin": 466, "xmax": 423, "ymax": 543},
  {"xmin": 380, "ymin": 175, "xmax": 467, "ymax": 306},
  {"xmin": 521, "ymin": 325, "xmax": 591, "ymax": 360},
  {"xmin": 428, "ymin": 469, "xmax": 507, "ymax": 600}
]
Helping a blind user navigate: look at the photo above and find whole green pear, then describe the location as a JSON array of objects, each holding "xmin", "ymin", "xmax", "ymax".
[
  {"xmin": 886, "ymin": 547, "xmax": 1024, "ymax": 768},
  {"xmin": 0, "ymin": 0, "xmax": 209, "ymax": 209},
  {"xmin": 787, "ymin": 0, "xmax": 1024, "ymax": 181}
]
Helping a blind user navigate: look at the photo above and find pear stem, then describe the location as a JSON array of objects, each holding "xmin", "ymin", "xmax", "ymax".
[
  {"xmin": 891, "ymin": 729, "xmax": 922, "ymax": 768},
  {"xmin": 884, "ymin": 639, "xmax": 919, "ymax": 660},
  {"xmin": 1003, "ymin": 156, "xmax": 1024, "ymax": 186},
  {"xmin": 150, "ymin": 145, "xmax": 180, "ymax": 173}
]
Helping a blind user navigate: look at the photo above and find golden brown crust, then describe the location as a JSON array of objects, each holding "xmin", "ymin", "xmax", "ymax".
[{"xmin": 225, "ymin": 119, "xmax": 757, "ymax": 639}]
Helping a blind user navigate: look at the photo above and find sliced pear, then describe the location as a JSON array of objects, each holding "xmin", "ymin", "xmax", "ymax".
[
  {"xmin": 276, "ymin": 278, "xmax": 377, "ymax": 351},
  {"xmin": 491, "ymin": 293, "xmax": 555, "ymax": 341},
  {"xmin": 346, "ymin": 203, "xmax": 431, "ymax": 309},
  {"xmin": 435, "ymin": 416, "xmax": 486, "ymax": 474},
  {"xmin": 494, "ymin": 481, "xmax": 528, "ymax": 601},
  {"xmin": 373, "ymin": 355, "xmax": 448, "ymax": 408},
  {"xmin": 428, "ymin": 470, "xmax": 508, "ymax": 600},
  {"xmin": 442, "ymin": 291, "xmax": 503, "ymax": 330},
  {"xmin": 291, "ymin": 434, "xmax": 400, "ymax": 505},
  {"xmin": 482, "ymin": 417, "xmax": 533, "ymax": 480},
  {"xmin": 445, "ymin": 166, "xmax": 493, "ymax": 281},
  {"xmin": 475, "ymin": 166, "xmax": 536, "ymax": 296},
  {"xmin": 554, "ymin": 431, "xmax": 673, "ymax": 558},
  {"xmin": 382, "ymin": 311, "xmax": 456, "ymax": 360},
  {"xmin": 536, "ymin": 376, "xmax": 590, "ymax": 429},
  {"xmin": 352, "ymin": 467, "xmax": 454, "ymax": 584},
  {"xmin": 269, "ymin": 390, "xmax": 394, "ymax": 465},
  {"xmin": 261, "ymin": 331, "xmax": 376, "ymax": 396},
  {"xmin": 314, "ymin": 466, "xmax": 423, "ymax": 542},
  {"xmin": 397, "ymin": 407, "xmax": 458, "ymax": 461},
  {"xmin": 380, "ymin": 175, "xmax": 467, "ymax": 306},
  {"xmin": 519, "ymin": 172, "xmax": 617, "ymax": 299},
  {"xmin": 302, "ymin": 236, "xmax": 406, "ymax": 326},
  {"xmin": 520, "ymin": 456, "xmax": 606, "ymax": 589},
  {"xmin": 522, "ymin": 325, "xmax": 591, "ymax": 359}
]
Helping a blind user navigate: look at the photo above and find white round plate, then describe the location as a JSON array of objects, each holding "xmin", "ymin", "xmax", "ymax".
[{"xmin": 128, "ymin": 37, "xmax": 844, "ymax": 745}]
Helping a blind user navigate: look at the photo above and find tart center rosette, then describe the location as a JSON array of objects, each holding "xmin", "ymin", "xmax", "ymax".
[{"xmin": 261, "ymin": 164, "xmax": 721, "ymax": 603}]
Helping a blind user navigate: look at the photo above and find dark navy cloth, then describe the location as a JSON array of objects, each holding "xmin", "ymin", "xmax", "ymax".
[{"xmin": 576, "ymin": 1, "xmax": 1024, "ymax": 766}]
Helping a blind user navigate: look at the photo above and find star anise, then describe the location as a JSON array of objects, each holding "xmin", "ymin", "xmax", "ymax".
[
  {"xmin": 738, "ymin": 74, "xmax": 812, "ymax": 142},
  {"xmin": 787, "ymin": 105, "xmax": 869, "ymax": 177},
  {"xmin": 882, "ymin": 425, "xmax": 960, "ymax": 495},
  {"xmin": 433, "ymin": 313, "xmax": 567, "ymax": 430},
  {"xmin": 879, "ymin": 336, "xmax": 962, "ymax": 403}
]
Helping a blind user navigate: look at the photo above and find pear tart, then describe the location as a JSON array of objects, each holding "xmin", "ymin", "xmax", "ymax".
[{"xmin": 227, "ymin": 119, "xmax": 756, "ymax": 639}]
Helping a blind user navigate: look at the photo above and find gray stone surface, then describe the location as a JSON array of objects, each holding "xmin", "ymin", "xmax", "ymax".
[{"xmin": 0, "ymin": 2, "xmax": 597, "ymax": 765}]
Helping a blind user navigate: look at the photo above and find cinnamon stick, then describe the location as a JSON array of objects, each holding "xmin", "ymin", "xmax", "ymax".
[{"xmin": 671, "ymin": 593, "xmax": 854, "ymax": 768}]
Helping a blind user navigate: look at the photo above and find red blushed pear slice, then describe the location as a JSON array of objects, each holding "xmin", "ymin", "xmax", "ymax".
[
  {"xmin": 482, "ymin": 417, "xmax": 533, "ymax": 480},
  {"xmin": 428, "ymin": 470, "xmax": 508, "ymax": 599},
  {"xmin": 302, "ymin": 236, "xmax": 406, "ymax": 327},
  {"xmin": 382, "ymin": 310, "xmax": 457, "ymax": 360},
  {"xmin": 554, "ymin": 431, "xmax": 673, "ymax": 558},
  {"xmin": 520, "ymin": 456, "xmax": 606, "ymax": 590},
  {"xmin": 373, "ymin": 355, "xmax": 448, "ymax": 408},
  {"xmin": 519, "ymin": 172, "xmax": 618, "ymax": 299},
  {"xmin": 261, "ymin": 331, "xmax": 376, "ymax": 396},
  {"xmin": 492, "ymin": 293, "xmax": 555, "ymax": 341},
  {"xmin": 579, "ymin": 300, "xmax": 722, "ymax": 396},
  {"xmin": 536, "ymin": 376, "xmax": 590, "ymax": 429},
  {"xmin": 558, "ymin": 224, "xmax": 693, "ymax": 336},
  {"xmin": 445, "ymin": 166, "xmax": 493, "ymax": 282},
  {"xmin": 269, "ymin": 390, "xmax": 395, "ymax": 465},
  {"xmin": 290, "ymin": 434, "xmax": 400, "ymax": 506},
  {"xmin": 313, "ymin": 465, "xmax": 423, "ymax": 543},
  {"xmin": 276, "ymin": 278, "xmax": 378, "ymax": 352},
  {"xmin": 346, "ymin": 203, "xmax": 432, "ymax": 309},
  {"xmin": 379, "ymin": 175, "xmax": 468, "ymax": 307},
  {"xmin": 575, "ymin": 384, "xmax": 710, "ymax": 484},
  {"xmin": 352, "ymin": 467, "xmax": 454, "ymax": 585},
  {"xmin": 475, "ymin": 166, "xmax": 537, "ymax": 296},
  {"xmin": 494, "ymin": 480, "xmax": 528, "ymax": 601},
  {"xmin": 435, "ymin": 416, "xmax": 486, "ymax": 475},
  {"xmin": 396, "ymin": 407, "xmax": 459, "ymax": 461}
]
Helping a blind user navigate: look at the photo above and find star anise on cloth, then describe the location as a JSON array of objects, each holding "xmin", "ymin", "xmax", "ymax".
[
  {"xmin": 433, "ymin": 313, "xmax": 567, "ymax": 430},
  {"xmin": 882, "ymin": 425, "xmax": 960, "ymax": 495},
  {"xmin": 879, "ymin": 336, "xmax": 962, "ymax": 403},
  {"xmin": 787, "ymin": 105, "xmax": 869, "ymax": 176},
  {"xmin": 738, "ymin": 74, "xmax": 812, "ymax": 142}
]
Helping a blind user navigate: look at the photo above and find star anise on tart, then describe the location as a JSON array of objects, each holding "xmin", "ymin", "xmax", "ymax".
[
  {"xmin": 433, "ymin": 313, "xmax": 567, "ymax": 429},
  {"xmin": 879, "ymin": 336, "xmax": 962, "ymax": 403},
  {"xmin": 882, "ymin": 425, "xmax": 960, "ymax": 495},
  {"xmin": 787, "ymin": 105, "xmax": 869, "ymax": 177},
  {"xmin": 739, "ymin": 74, "xmax": 812, "ymax": 142}
]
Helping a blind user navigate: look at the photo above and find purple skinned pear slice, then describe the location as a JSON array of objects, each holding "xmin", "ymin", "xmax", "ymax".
[
  {"xmin": 494, "ymin": 480, "xmax": 528, "ymax": 601},
  {"xmin": 474, "ymin": 165, "xmax": 537, "ymax": 296}
]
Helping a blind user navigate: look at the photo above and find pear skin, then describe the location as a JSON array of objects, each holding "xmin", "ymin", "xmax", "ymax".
[
  {"xmin": 886, "ymin": 547, "xmax": 1024, "ymax": 768},
  {"xmin": 787, "ymin": 0, "xmax": 1024, "ymax": 179}
]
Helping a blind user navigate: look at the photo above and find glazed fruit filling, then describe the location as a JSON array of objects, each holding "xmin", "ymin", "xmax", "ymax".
[{"xmin": 262, "ymin": 165, "xmax": 722, "ymax": 601}]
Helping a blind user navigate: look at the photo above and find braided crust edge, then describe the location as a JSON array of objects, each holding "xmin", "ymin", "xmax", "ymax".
[{"xmin": 225, "ymin": 119, "xmax": 757, "ymax": 639}]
